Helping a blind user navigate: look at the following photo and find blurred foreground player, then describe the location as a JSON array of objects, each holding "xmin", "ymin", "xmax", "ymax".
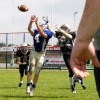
[{"xmin": 16, "ymin": 42, "xmax": 31, "ymax": 87}]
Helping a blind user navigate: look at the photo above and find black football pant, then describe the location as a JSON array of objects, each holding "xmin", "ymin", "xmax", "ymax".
[
  {"xmin": 19, "ymin": 65, "xmax": 28, "ymax": 77},
  {"xmin": 63, "ymin": 54, "xmax": 74, "ymax": 77},
  {"xmin": 94, "ymin": 50, "xmax": 100, "ymax": 98}
]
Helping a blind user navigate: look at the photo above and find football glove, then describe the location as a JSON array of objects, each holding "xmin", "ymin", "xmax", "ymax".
[{"xmin": 42, "ymin": 16, "xmax": 49, "ymax": 23}]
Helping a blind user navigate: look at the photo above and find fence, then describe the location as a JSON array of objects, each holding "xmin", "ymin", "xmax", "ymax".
[{"xmin": 0, "ymin": 46, "xmax": 94, "ymax": 70}]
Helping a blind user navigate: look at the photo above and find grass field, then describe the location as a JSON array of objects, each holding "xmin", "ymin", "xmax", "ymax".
[{"xmin": 0, "ymin": 69, "xmax": 99, "ymax": 100}]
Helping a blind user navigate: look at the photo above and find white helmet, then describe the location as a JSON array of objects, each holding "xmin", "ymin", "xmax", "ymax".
[
  {"xmin": 20, "ymin": 42, "xmax": 28, "ymax": 54},
  {"xmin": 21, "ymin": 42, "xmax": 27, "ymax": 47},
  {"xmin": 39, "ymin": 21, "xmax": 48, "ymax": 30},
  {"xmin": 60, "ymin": 24, "xmax": 71, "ymax": 32}
]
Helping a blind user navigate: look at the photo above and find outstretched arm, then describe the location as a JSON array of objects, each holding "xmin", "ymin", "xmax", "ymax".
[
  {"xmin": 55, "ymin": 25, "xmax": 72, "ymax": 39},
  {"xmin": 35, "ymin": 17, "xmax": 48, "ymax": 38}
]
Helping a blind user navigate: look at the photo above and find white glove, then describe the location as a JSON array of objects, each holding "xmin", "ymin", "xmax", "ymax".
[
  {"xmin": 42, "ymin": 16, "xmax": 49, "ymax": 23},
  {"xmin": 23, "ymin": 62, "xmax": 27, "ymax": 64},
  {"xmin": 55, "ymin": 24, "xmax": 60, "ymax": 31}
]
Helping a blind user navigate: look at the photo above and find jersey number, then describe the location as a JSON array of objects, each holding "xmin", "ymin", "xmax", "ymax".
[{"xmin": 35, "ymin": 34, "xmax": 40, "ymax": 43}]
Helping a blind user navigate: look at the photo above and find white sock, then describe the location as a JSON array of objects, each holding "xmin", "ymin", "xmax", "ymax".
[{"xmin": 20, "ymin": 81, "xmax": 23, "ymax": 83}]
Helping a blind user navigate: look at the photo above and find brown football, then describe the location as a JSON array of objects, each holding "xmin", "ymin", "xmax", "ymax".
[{"xmin": 18, "ymin": 5, "xmax": 29, "ymax": 12}]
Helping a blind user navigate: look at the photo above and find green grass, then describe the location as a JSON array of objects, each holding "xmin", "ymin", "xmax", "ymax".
[{"xmin": 0, "ymin": 69, "xmax": 99, "ymax": 100}]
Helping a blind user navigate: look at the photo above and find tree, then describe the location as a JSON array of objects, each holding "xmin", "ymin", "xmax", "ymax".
[
  {"xmin": 0, "ymin": 42, "xmax": 6, "ymax": 47},
  {"xmin": 8, "ymin": 44, "xmax": 15, "ymax": 47}
]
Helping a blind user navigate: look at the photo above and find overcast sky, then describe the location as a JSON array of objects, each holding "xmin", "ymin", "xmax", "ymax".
[{"xmin": 0, "ymin": 0, "xmax": 86, "ymax": 46}]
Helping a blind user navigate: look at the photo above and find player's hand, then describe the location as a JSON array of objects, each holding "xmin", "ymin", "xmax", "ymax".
[
  {"xmin": 70, "ymin": 41, "xmax": 100, "ymax": 78},
  {"xmin": 42, "ymin": 16, "xmax": 49, "ymax": 23},
  {"xmin": 30, "ymin": 15, "xmax": 37, "ymax": 23},
  {"xmin": 55, "ymin": 24, "xmax": 60, "ymax": 31}
]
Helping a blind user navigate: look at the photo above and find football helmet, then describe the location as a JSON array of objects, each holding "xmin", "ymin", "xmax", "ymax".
[
  {"xmin": 39, "ymin": 21, "xmax": 48, "ymax": 30},
  {"xmin": 60, "ymin": 24, "xmax": 71, "ymax": 32},
  {"xmin": 20, "ymin": 42, "xmax": 28, "ymax": 54}
]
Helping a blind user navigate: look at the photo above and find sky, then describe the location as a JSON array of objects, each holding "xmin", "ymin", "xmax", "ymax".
[{"xmin": 0, "ymin": 0, "xmax": 86, "ymax": 46}]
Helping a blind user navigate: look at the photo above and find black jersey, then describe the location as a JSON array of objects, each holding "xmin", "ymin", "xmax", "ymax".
[
  {"xmin": 55, "ymin": 31, "xmax": 76, "ymax": 55},
  {"xmin": 16, "ymin": 50, "xmax": 30, "ymax": 65}
]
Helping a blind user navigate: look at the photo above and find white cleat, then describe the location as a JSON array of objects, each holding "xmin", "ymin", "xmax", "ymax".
[
  {"xmin": 72, "ymin": 90, "xmax": 76, "ymax": 93},
  {"xmin": 29, "ymin": 88, "xmax": 34, "ymax": 97},
  {"xmin": 26, "ymin": 86, "xmax": 30, "ymax": 94},
  {"xmin": 71, "ymin": 86, "xmax": 76, "ymax": 94}
]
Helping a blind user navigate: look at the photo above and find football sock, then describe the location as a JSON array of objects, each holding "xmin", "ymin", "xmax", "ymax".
[
  {"xmin": 20, "ymin": 81, "xmax": 23, "ymax": 83},
  {"xmin": 32, "ymin": 84, "xmax": 36, "ymax": 88},
  {"xmin": 27, "ymin": 83, "xmax": 30, "ymax": 87}
]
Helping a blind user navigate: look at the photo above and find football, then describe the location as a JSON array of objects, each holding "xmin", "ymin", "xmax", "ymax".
[{"xmin": 18, "ymin": 5, "xmax": 29, "ymax": 12}]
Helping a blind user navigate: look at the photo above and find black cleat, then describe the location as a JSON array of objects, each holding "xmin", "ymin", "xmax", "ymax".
[
  {"xmin": 71, "ymin": 86, "xmax": 76, "ymax": 93},
  {"xmin": 18, "ymin": 83, "xmax": 23, "ymax": 87},
  {"xmin": 82, "ymin": 85, "xmax": 86, "ymax": 89}
]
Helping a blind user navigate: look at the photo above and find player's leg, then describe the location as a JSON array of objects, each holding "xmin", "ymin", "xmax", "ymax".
[
  {"xmin": 73, "ymin": 74, "xmax": 78, "ymax": 87},
  {"xmin": 94, "ymin": 50, "xmax": 100, "ymax": 98},
  {"xmin": 78, "ymin": 78, "xmax": 86, "ymax": 89},
  {"xmin": 26, "ymin": 51, "xmax": 35, "ymax": 94},
  {"xmin": 30, "ymin": 52, "xmax": 44, "ymax": 96},
  {"xmin": 25, "ymin": 65, "xmax": 33, "ymax": 86},
  {"xmin": 73, "ymin": 74, "xmax": 86, "ymax": 89},
  {"xmin": 68, "ymin": 69, "xmax": 76, "ymax": 93},
  {"xmin": 18, "ymin": 65, "xmax": 24, "ymax": 87},
  {"xmin": 63, "ymin": 55, "xmax": 76, "ymax": 93}
]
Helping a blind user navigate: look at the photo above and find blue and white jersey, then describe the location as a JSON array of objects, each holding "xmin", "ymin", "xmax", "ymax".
[{"xmin": 33, "ymin": 29, "xmax": 52, "ymax": 52}]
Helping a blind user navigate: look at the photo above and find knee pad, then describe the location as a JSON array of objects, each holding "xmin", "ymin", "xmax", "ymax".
[
  {"xmin": 29, "ymin": 64, "xmax": 35, "ymax": 74},
  {"xmin": 34, "ymin": 67, "xmax": 41, "ymax": 75}
]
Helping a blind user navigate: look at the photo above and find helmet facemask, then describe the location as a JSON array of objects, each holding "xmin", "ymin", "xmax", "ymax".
[
  {"xmin": 60, "ymin": 24, "xmax": 71, "ymax": 33},
  {"xmin": 20, "ymin": 43, "xmax": 28, "ymax": 54},
  {"xmin": 21, "ymin": 46, "xmax": 28, "ymax": 54}
]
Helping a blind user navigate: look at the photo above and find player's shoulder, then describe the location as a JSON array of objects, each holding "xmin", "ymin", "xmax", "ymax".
[
  {"xmin": 16, "ymin": 50, "xmax": 22, "ymax": 56},
  {"xmin": 34, "ymin": 29, "xmax": 38, "ymax": 33},
  {"xmin": 44, "ymin": 29, "xmax": 53, "ymax": 38},
  {"xmin": 55, "ymin": 31, "xmax": 61, "ymax": 37},
  {"xmin": 44, "ymin": 29, "xmax": 52, "ymax": 33},
  {"xmin": 69, "ymin": 31, "xmax": 76, "ymax": 39},
  {"xmin": 69, "ymin": 31, "xmax": 76, "ymax": 35},
  {"xmin": 27, "ymin": 51, "xmax": 30, "ymax": 55}
]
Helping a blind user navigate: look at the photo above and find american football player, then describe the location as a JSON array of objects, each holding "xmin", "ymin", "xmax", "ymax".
[
  {"xmin": 26, "ymin": 15, "xmax": 53, "ymax": 96},
  {"xmin": 16, "ymin": 42, "xmax": 31, "ymax": 87},
  {"xmin": 53, "ymin": 24, "xmax": 86, "ymax": 93}
]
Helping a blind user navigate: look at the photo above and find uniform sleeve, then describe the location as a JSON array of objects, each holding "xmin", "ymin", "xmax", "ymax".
[
  {"xmin": 16, "ymin": 50, "xmax": 20, "ymax": 57},
  {"xmin": 55, "ymin": 31, "xmax": 62, "ymax": 38},
  {"xmin": 69, "ymin": 32, "xmax": 76, "ymax": 39},
  {"xmin": 45, "ymin": 30, "xmax": 53, "ymax": 39},
  {"xmin": 16, "ymin": 50, "xmax": 21, "ymax": 62},
  {"xmin": 34, "ymin": 29, "xmax": 38, "ymax": 33}
]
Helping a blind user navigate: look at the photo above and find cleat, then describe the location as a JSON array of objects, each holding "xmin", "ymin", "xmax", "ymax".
[
  {"xmin": 82, "ymin": 85, "xmax": 86, "ymax": 89},
  {"xmin": 18, "ymin": 83, "xmax": 23, "ymax": 87},
  {"xmin": 26, "ymin": 86, "xmax": 30, "ymax": 94},
  {"xmin": 30, "ymin": 88, "xmax": 34, "ymax": 97},
  {"xmin": 71, "ymin": 86, "xmax": 76, "ymax": 93}
]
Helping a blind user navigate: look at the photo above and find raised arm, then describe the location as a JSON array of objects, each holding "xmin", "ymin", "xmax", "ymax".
[
  {"xmin": 35, "ymin": 17, "xmax": 48, "ymax": 38},
  {"xmin": 28, "ymin": 16, "xmax": 35, "ymax": 36}
]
